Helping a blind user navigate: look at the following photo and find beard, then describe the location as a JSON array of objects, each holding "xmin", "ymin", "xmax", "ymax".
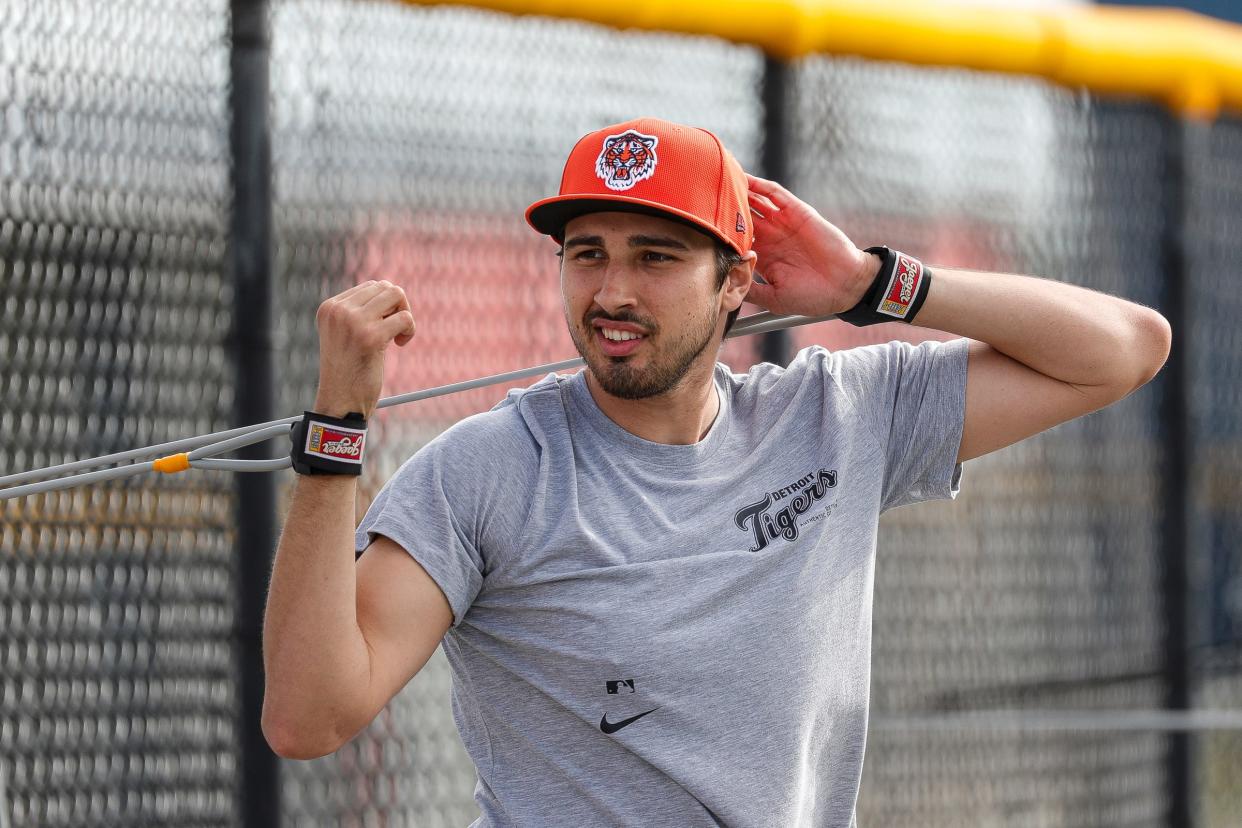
[{"xmin": 568, "ymin": 304, "xmax": 719, "ymax": 400}]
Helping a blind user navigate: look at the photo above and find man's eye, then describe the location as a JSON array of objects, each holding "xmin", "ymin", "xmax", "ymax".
[
  {"xmin": 643, "ymin": 251, "xmax": 674, "ymax": 263},
  {"xmin": 575, "ymin": 250, "xmax": 604, "ymax": 261}
]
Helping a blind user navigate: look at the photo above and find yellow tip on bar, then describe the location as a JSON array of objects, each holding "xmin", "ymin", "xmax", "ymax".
[{"xmin": 152, "ymin": 453, "xmax": 192, "ymax": 474}]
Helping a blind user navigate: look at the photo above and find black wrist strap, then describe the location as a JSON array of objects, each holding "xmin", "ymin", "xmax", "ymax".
[
  {"xmin": 290, "ymin": 410, "xmax": 367, "ymax": 475},
  {"xmin": 837, "ymin": 246, "xmax": 933, "ymax": 327}
]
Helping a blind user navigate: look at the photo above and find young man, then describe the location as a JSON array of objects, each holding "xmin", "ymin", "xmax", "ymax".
[{"xmin": 261, "ymin": 118, "xmax": 1171, "ymax": 825}]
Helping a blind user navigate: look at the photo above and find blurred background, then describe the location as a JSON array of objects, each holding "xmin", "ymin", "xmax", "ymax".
[{"xmin": 0, "ymin": 0, "xmax": 1239, "ymax": 825}]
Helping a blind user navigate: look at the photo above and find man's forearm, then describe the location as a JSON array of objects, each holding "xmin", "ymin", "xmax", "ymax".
[
  {"xmin": 912, "ymin": 265, "xmax": 1171, "ymax": 391},
  {"xmin": 261, "ymin": 474, "xmax": 372, "ymax": 756}
]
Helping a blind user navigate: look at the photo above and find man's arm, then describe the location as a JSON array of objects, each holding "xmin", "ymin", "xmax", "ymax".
[
  {"xmin": 261, "ymin": 280, "xmax": 453, "ymax": 760},
  {"xmin": 743, "ymin": 174, "xmax": 1171, "ymax": 463},
  {"xmin": 261, "ymin": 476, "xmax": 452, "ymax": 759},
  {"xmin": 911, "ymin": 266, "xmax": 1170, "ymax": 463}
]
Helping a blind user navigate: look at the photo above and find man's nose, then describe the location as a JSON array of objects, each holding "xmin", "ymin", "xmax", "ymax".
[{"xmin": 594, "ymin": 263, "xmax": 638, "ymax": 312}]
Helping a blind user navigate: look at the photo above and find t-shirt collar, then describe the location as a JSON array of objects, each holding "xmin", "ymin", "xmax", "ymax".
[{"xmin": 564, "ymin": 364, "xmax": 732, "ymax": 466}]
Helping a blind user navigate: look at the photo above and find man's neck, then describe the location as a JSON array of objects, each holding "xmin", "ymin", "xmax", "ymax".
[{"xmin": 584, "ymin": 360, "xmax": 721, "ymax": 446}]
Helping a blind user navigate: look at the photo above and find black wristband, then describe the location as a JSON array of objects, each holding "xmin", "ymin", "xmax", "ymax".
[
  {"xmin": 837, "ymin": 246, "xmax": 933, "ymax": 327},
  {"xmin": 290, "ymin": 410, "xmax": 367, "ymax": 476}
]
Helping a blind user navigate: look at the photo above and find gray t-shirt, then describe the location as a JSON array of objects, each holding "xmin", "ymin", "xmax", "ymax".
[{"xmin": 355, "ymin": 339, "xmax": 970, "ymax": 827}]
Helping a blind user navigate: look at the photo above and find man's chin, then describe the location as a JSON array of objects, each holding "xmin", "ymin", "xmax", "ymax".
[
  {"xmin": 585, "ymin": 345, "xmax": 643, "ymax": 372},
  {"xmin": 589, "ymin": 360, "xmax": 682, "ymax": 401}
]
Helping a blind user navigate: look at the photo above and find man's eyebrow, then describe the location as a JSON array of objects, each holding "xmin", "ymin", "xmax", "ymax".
[
  {"xmin": 629, "ymin": 234, "xmax": 689, "ymax": 250},
  {"xmin": 561, "ymin": 233, "xmax": 692, "ymax": 251},
  {"xmin": 563, "ymin": 235, "xmax": 604, "ymax": 249}
]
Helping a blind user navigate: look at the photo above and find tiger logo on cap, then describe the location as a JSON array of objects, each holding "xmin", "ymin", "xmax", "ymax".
[{"xmin": 595, "ymin": 131, "xmax": 658, "ymax": 192}]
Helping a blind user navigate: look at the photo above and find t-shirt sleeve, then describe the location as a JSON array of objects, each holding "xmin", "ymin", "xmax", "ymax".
[
  {"xmin": 825, "ymin": 337, "xmax": 970, "ymax": 512},
  {"xmin": 353, "ymin": 412, "xmax": 538, "ymax": 626}
]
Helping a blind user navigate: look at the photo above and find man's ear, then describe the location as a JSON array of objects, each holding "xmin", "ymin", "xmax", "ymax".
[{"xmin": 722, "ymin": 251, "xmax": 758, "ymax": 312}]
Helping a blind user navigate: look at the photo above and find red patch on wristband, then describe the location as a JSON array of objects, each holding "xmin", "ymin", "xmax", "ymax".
[
  {"xmin": 878, "ymin": 254, "xmax": 924, "ymax": 320},
  {"xmin": 305, "ymin": 422, "xmax": 366, "ymax": 464}
]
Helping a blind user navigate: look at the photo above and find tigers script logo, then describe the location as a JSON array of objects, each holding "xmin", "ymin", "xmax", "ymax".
[{"xmin": 733, "ymin": 468, "xmax": 838, "ymax": 552}]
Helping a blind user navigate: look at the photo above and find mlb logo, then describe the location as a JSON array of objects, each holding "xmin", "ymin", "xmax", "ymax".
[{"xmin": 606, "ymin": 679, "xmax": 636, "ymax": 694}]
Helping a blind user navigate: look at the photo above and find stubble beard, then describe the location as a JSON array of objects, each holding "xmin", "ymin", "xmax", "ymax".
[{"xmin": 569, "ymin": 305, "xmax": 720, "ymax": 400}]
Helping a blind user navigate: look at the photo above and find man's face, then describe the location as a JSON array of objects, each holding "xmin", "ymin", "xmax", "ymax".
[{"xmin": 559, "ymin": 211, "xmax": 725, "ymax": 400}]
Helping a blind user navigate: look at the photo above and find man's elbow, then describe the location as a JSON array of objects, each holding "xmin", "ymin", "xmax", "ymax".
[
  {"xmin": 262, "ymin": 702, "xmax": 349, "ymax": 760},
  {"xmin": 1128, "ymin": 307, "xmax": 1172, "ymax": 391},
  {"xmin": 1089, "ymin": 308, "xmax": 1170, "ymax": 405}
]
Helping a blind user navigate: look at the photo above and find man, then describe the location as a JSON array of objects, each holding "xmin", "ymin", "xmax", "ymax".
[{"xmin": 261, "ymin": 117, "xmax": 1171, "ymax": 825}]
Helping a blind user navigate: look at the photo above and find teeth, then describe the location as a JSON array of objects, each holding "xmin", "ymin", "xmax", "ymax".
[{"xmin": 601, "ymin": 328, "xmax": 642, "ymax": 342}]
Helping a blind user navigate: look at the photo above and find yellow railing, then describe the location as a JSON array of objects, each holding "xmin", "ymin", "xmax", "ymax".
[{"xmin": 403, "ymin": 0, "xmax": 1242, "ymax": 119}]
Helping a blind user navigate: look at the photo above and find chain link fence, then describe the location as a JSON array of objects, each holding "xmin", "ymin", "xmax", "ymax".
[
  {"xmin": 1186, "ymin": 115, "xmax": 1242, "ymax": 827},
  {"xmin": 1, "ymin": 1, "xmax": 1239, "ymax": 825},
  {"xmin": 785, "ymin": 61, "xmax": 1172, "ymax": 824},
  {"xmin": 0, "ymin": 1, "xmax": 237, "ymax": 826}
]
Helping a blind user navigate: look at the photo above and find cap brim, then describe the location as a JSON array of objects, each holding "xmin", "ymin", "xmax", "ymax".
[{"xmin": 525, "ymin": 194, "xmax": 744, "ymax": 255}]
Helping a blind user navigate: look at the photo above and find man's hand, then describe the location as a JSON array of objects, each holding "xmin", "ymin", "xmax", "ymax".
[
  {"xmin": 745, "ymin": 173, "xmax": 880, "ymax": 316},
  {"xmin": 313, "ymin": 280, "xmax": 416, "ymax": 418}
]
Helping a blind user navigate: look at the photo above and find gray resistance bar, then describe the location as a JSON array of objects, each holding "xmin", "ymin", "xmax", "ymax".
[{"xmin": 0, "ymin": 311, "xmax": 834, "ymax": 500}]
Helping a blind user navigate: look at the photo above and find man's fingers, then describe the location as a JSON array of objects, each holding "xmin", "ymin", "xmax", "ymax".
[
  {"xmin": 747, "ymin": 189, "xmax": 780, "ymax": 217},
  {"xmin": 360, "ymin": 281, "xmax": 411, "ymax": 317},
  {"xmin": 745, "ymin": 172, "xmax": 797, "ymax": 209},
  {"xmin": 748, "ymin": 204, "xmax": 783, "ymax": 245},
  {"xmin": 379, "ymin": 309, "xmax": 417, "ymax": 346},
  {"xmin": 745, "ymin": 279, "xmax": 776, "ymax": 310},
  {"xmin": 317, "ymin": 280, "xmax": 416, "ymax": 350},
  {"xmin": 318, "ymin": 280, "xmax": 382, "ymax": 322},
  {"xmin": 331, "ymin": 280, "xmax": 407, "ymax": 314},
  {"xmin": 340, "ymin": 280, "xmax": 390, "ymax": 305}
]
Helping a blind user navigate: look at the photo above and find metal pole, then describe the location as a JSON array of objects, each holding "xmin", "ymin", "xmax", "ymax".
[
  {"xmin": 1159, "ymin": 110, "xmax": 1196, "ymax": 828},
  {"xmin": 0, "ymin": 759, "xmax": 10, "ymax": 828},
  {"xmin": 229, "ymin": 2, "xmax": 279, "ymax": 826},
  {"xmin": 759, "ymin": 55, "xmax": 793, "ymax": 367}
]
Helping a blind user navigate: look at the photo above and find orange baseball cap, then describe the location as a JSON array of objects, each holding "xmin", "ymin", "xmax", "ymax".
[{"xmin": 525, "ymin": 117, "xmax": 753, "ymax": 256}]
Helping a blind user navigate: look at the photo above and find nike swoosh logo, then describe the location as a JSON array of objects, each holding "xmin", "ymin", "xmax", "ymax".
[{"xmin": 599, "ymin": 707, "xmax": 660, "ymax": 734}]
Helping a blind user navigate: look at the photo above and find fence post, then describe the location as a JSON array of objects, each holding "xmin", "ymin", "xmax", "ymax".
[
  {"xmin": 229, "ymin": 1, "xmax": 280, "ymax": 826},
  {"xmin": 0, "ymin": 759, "xmax": 10, "ymax": 828},
  {"xmin": 1159, "ymin": 110, "xmax": 1196, "ymax": 828},
  {"xmin": 759, "ymin": 55, "xmax": 793, "ymax": 367}
]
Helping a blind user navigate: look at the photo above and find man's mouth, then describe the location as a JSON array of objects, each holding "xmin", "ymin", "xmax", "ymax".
[{"xmin": 593, "ymin": 322, "xmax": 648, "ymax": 357}]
